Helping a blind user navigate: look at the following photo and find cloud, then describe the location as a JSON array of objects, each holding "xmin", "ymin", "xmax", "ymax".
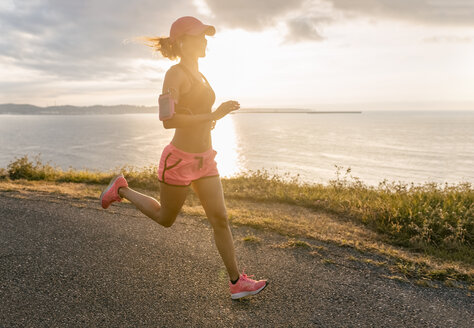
[
  {"xmin": 201, "ymin": 0, "xmax": 332, "ymax": 42},
  {"xmin": 200, "ymin": 0, "xmax": 474, "ymax": 43},
  {"xmin": 285, "ymin": 17, "xmax": 325, "ymax": 43},
  {"xmin": 422, "ymin": 35, "xmax": 474, "ymax": 43},
  {"xmin": 328, "ymin": 0, "xmax": 474, "ymax": 26},
  {"xmin": 201, "ymin": 0, "xmax": 307, "ymax": 30},
  {"xmin": 2, "ymin": 0, "xmax": 474, "ymax": 100},
  {"xmin": 0, "ymin": 0, "xmax": 194, "ymax": 81}
]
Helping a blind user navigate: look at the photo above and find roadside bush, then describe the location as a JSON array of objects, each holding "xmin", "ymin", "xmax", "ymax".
[{"xmin": 7, "ymin": 154, "xmax": 57, "ymax": 180}]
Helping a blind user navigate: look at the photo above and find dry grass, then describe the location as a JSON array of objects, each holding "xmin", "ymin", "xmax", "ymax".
[
  {"xmin": 271, "ymin": 239, "xmax": 313, "ymax": 249},
  {"xmin": 3, "ymin": 154, "xmax": 473, "ymax": 266},
  {"xmin": 0, "ymin": 179, "xmax": 101, "ymax": 198},
  {"xmin": 1, "ymin": 179, "xmax": 472, "ymax": 284},
  {"xmin": 241, "ymin": 235, "xmax": 262, "ymax": 243},
  {"xmin": 222, "ymin": 197, "xmax": 472, "ymax": 281}
]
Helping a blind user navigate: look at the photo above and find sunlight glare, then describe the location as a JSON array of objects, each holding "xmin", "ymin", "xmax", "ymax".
[{"xmin": 211, "ymin": 114, "xmax": 241, "ymax": 177}]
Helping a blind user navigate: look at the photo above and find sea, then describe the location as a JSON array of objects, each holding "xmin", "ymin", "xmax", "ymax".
[{"xmin": 0, "ymin": 110, "xmax": 473, "ymax": 187}]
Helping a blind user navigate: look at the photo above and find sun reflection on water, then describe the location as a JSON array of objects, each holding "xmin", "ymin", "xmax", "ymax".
[{"xmin": 211, "ymin": 115, "xmax": 242, "ymax": 178}]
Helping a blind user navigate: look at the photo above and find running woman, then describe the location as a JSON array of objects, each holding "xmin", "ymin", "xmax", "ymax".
[{"xmin": 99, "ymin": 16, "xmax": 268, "ymax": 300}]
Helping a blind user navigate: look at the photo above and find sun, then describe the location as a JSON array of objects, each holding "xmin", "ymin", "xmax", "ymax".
[{"xmin": 199, "ymin": 28, "xmax": 282, "ymax": 108}]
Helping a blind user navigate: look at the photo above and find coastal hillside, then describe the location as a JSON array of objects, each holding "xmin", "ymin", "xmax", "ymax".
[{"xmin": 0, "ymin": 103, "xmax": 157, "ymax": 115}]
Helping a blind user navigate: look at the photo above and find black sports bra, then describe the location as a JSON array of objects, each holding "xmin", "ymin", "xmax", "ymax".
[{"xmin": 175, "ymin": 63, "xmax": 216, "ymax": 115}]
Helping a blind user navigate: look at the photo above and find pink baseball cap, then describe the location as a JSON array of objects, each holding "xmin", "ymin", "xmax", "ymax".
[{"xmin": 169, "ymin": 16, "xmax": 216, "ymax": 41}]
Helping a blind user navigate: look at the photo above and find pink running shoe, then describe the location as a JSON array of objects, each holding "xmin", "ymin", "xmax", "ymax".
[
  {"xmin": 229, "ymin": 270, "xmax": 268, "ymax": 300},
  {"xmin": 100, "ymin": 173, "xmax": 128, "ymax": 209}
]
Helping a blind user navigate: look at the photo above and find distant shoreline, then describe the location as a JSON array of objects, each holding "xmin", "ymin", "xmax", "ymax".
[
  {"xmin": 0, "ymin": 103, "xmax": 362, "ymax": 115},
  {"xmin": 1, "ymin": 103, "xmax": 472, "ymax": 115},
  {"xmin": 2, "ymin": 103, "xmax": 471, "ymax": 115}
]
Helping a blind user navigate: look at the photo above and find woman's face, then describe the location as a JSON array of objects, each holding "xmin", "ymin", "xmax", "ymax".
[{"xmin": 180, "ymin": 32, "xmax": 207, "ymax": 58}]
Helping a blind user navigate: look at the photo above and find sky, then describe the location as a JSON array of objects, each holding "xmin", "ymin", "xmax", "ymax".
[{"xmin": 1, "ymin": 0, "xmax": 473, "ymax": 110}]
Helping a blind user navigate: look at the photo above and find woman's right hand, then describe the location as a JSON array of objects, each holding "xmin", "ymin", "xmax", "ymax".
[{"xmin": 212, "ymin": 100, "xmax": 240, "ymax": 120}]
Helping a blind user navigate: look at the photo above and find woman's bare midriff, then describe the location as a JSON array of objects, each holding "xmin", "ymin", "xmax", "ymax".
[
  {"xmin": 168, "ymin": 66, "xmax": 215, "ymax": 153},
  {"xmin": 171, "ymin": 121, "xmax": 213, "ymax": 153}
]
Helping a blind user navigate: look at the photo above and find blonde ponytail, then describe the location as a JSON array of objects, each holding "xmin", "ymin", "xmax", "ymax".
[{"xmin": 127, "ymin": 36, "xmax": 181, "ymax": 61}]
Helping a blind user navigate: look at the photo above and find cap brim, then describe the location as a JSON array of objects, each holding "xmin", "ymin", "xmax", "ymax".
[
  {"xmin": 204, "ymin": 25, "xmax": 216, "ymax": 36},
  {"xmin": 187, "ymin": 24, "xmax": 216, "ymax": 37}
]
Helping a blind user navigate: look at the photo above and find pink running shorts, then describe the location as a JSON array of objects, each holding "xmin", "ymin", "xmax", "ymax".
[{"xmin": 157, "ymin": 142, "xmax": 219, "ymax": 186}]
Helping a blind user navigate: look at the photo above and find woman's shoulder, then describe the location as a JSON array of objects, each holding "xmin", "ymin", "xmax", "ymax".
[
  {"xmin": 166, "ymin": 64, "xmax": 183, "ymax": 76},
  {"xmin": 163, "ymin": 64, "xmax": 186, "ymax": 86}
]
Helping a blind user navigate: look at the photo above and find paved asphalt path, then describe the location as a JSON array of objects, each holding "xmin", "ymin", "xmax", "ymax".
[{"xmin": 0, "ymin": 191, "xmax": 473, "ymax": 327}]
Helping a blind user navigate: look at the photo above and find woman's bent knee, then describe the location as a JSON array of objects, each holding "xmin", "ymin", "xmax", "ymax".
[
  {"xmin": 209, "ymin": 214, "xmax": 229, "ymax": 229},
  {"xmin": 159, "ymin": 220, "xmax": 175, "ymax": 228},
  {"xmin": 153, "ymin": 210, "xmax": 177, "ymax": 228},
  {"xmin": 154, "ymin": 217, "xmax": 175, "ymax": 228}
]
